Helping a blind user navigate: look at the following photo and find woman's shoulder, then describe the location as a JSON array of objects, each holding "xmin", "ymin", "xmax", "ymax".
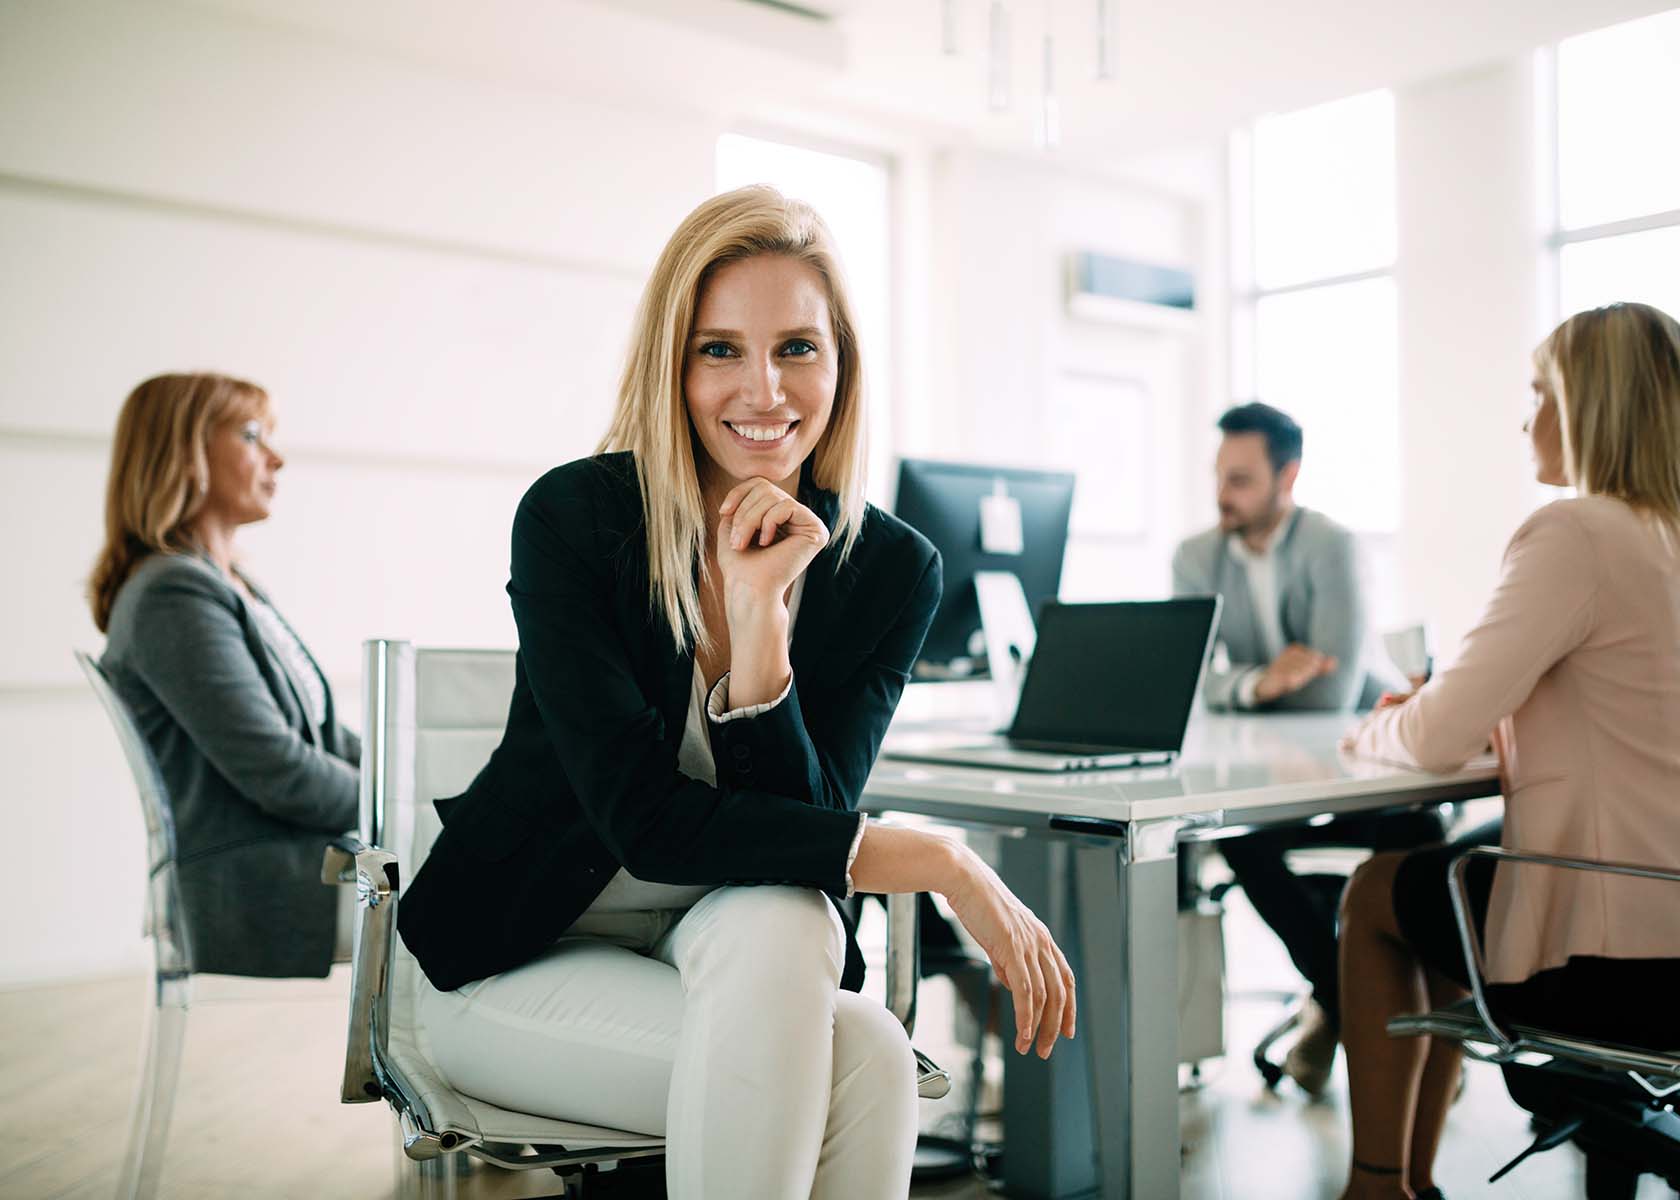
[
  {"xmin": 1515, "ymin": 494, "xmax": 1645, "ymax": 544},
  {"xmin": 111, "ymin": 552, "xmax": 229, "ymax": 613},
  {"xmin": 853, "ymin": 503, "xmax": 939, "ymax": 582},
  {"xmin": 516, "ymin": 452, "xmax": 641, "ymax": 532},
  {"xmin": 512, "ymin": 452, "xmax": 645, "ymax": 565},
  {"xmin": 522, "ymin": 451, "xmax": 639, "ymax": 510},
  {"xmin": 1504, "ymin": 496, "xmax": 1666, "ymax": 585},
  {"xmin": 105, "ymin": 552, "xmax": 236, "ymax": 648}
]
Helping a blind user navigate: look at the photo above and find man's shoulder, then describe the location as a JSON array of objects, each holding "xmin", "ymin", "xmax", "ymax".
[{"xmin": 1291, "ymin": 507, "xmax": 1357, "ymax": 553}]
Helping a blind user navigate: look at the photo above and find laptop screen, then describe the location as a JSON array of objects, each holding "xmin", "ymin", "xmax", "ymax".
[{"xmin": 1007, "ymin": 598, "xmax": 1220, "ymax": 752}]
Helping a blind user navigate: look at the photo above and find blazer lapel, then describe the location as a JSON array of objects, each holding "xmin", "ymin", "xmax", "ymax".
[
  {"xmin": 191, "ymin": 551, "xmax": 318, "ymax": 745},
  {"xmin": 790, "ymin": 484, "xmax": 850, "ymax": 678}
]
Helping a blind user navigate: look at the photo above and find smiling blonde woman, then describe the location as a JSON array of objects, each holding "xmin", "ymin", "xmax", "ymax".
[{"xmin": 399, "ymin": 187, "xmax": 1076, "ymax": 1198}]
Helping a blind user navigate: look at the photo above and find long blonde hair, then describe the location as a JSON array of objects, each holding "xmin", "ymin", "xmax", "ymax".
[
  {"xmin": 1534, "ymin": 302, "xmax": 1680, "ymax": 526},
  {"xmin": 598, "ymin": 186, "xmax": 870, "ymax": 652},
  {"xmin": 88, "ymin": 372, "xmax": 271, "ymax": 632}
]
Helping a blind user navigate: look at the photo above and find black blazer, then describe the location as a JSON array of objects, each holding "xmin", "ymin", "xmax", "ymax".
[{"xmin": 399, "ymin": 452, "xmax": 941, "ymax": 993}]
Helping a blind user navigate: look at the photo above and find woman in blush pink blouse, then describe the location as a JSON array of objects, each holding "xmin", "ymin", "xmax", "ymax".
[{"xmin": 1334, "ymin": 302, "xmax": 1680, "ymax": 1200}]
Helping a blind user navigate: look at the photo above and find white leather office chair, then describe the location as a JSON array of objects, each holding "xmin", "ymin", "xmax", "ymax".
[{"xmin": 329, "ymin": 640, "xmax": 949, "ymax": 1198}]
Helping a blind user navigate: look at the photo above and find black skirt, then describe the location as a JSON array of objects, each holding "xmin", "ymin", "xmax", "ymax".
[{"xmin": 1391, "ymin": 829, "xmax": 1680, "ymax": 1052}]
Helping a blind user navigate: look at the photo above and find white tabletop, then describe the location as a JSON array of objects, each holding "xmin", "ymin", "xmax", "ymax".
[{"xmin": 869, "ymin": 709, "xmax": 1500, "ymax": 829}]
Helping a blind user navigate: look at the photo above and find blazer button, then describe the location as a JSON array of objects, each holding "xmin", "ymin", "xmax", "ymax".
[{"xmin": 732, "ymin": 744, "xmax": 751, "ymax": 761}]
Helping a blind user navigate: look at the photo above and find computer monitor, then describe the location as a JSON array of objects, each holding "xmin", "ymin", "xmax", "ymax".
[{"xmin": 893, "ymin": 458, "xmax": 1076, "ymax": 679}]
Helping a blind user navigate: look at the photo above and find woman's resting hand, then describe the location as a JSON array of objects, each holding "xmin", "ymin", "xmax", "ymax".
[{"xmin": 942, "ymin": 846, "xmax": 1078, "ymax": 1060}]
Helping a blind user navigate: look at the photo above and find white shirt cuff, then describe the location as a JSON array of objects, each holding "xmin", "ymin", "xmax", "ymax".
[
  {"xmin": 843, "ymin": 812, "xmax": 868, "ymax": 900},
  {"xmin": 1236, "ymin": 667, "xmax": 1264, "ymax": 710},
  {"xmin": 706, "ymin": 670, "xmax": 793, "ymax": 724}
]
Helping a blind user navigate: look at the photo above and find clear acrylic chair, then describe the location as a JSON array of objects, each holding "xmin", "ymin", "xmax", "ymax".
[
  {"xmin": 75, "ymin": 650, "xmax": 359, "ymax": 1200},
  {"xmin": 329, "ymin": 639, "xmax": 950, "ymax": 1198}
]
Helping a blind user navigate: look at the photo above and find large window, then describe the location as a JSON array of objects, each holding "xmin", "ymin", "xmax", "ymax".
[
  {"xmin": 1231, "ymin": 91, "xmax": 1399, "ymax": 534},
  {"xmin": 715, "ymin": 133, "xmax": 894, "ymax": 493},
  {"xmin": 1551, "ymin": 8, "xmax": 1680, "ymax": 318}
]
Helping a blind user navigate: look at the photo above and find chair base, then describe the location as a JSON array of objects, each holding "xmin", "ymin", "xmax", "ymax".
[{"xmin": 1252, "ymin": 991, "xmax": 1308, "ymax": 1091}]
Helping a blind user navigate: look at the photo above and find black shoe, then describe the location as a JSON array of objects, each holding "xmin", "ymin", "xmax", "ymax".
[{"xmin": 1413, "ymin": 1188, "xmax": 1447, "ymax": 1200}]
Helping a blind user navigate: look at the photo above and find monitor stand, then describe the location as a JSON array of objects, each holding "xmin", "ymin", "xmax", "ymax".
[{"xmin": 974, "ymin": 570, "xmax": 1037, "ymax": 729}]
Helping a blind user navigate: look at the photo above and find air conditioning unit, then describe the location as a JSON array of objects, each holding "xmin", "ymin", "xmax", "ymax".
[{"xmin": 1065, "ymin": 250, "xmax": 1197, "ymax": 333}]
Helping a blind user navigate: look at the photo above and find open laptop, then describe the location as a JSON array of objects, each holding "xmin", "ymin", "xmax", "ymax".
[{"xmin": 886, "ymin": 596, "xmax": 1222, "ymax": 772}]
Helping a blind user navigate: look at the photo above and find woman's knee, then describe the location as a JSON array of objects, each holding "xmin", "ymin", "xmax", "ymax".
[
  {"xmin": 1342, "ymin": 851, "xmax": 1405, "ymax": 932},
  {"xmin": 831, "ymin": 996, "xmax": 916, "ymax": 1113},
  {"xmin": 677, "ymin": 885, "xmax": 844, "ymax": 988}
]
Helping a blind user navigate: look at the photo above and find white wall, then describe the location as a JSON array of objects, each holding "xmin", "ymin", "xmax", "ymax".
[
  {"xmin": 920, "ymin": 149, "xmax": 1217, "ymax": 603},
  {"xmin": 1393, "ymin": 58, "xmax": 1552, "ymax": 659},
  {"xmin": 0, "ymin": 0, "xmax": 1211, "ymax": 986},
  {"xmin": 0, "ymin": 0, "xmax": 718, "ymax": 984}
]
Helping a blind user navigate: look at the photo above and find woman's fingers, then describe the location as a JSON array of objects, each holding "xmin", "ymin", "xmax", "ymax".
[
  {"xmin": 758, "ymin": 498, "xmax": 803, "ymax": 546},
  {"xmin": 717, "ymin": 478, "xmax": 760, "ymax": 517},
  {"xmin": 1010, "ymin": 941, "xmax": 1040, "ymax": 1055},
  {"xmin": 1052, "ymin": 936, "xmax": 1077, "ymax": 1038},
  {"xmin": 1035, "ymin": 943, "xmax": 1066, "ymax": 1058},
  {"xmin": 726, "ymin": 485, "xmax": 779, "ymax": 549}
]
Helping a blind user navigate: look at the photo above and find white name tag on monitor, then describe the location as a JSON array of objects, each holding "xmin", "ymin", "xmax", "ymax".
[{"xmin": 978, "ymin": 484, "xmax": 1024, "ymax": 555}]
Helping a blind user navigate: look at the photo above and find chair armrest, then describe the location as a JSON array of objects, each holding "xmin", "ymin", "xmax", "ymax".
[
  {"xmin": 884, "ymin": 891, "xmax": 921, "ymax": 1036},
  {"xmin": 1447, "ymin": 846, "xmax": 1680, "ymax": 1056},
  {"xmin": 321, "ymin": 834, "xmax": 369, "ymax": 884},
  {"xmin": 334, "ymin": 845, "xmax": 401, "ymax": 1104}
]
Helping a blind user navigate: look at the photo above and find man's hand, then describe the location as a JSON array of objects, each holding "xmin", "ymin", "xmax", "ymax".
[{"xmin": 1254, "ymin": 642, "xmax": 1337, "ymax": 704}]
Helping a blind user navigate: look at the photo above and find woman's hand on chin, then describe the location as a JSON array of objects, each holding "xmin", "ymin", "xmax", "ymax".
[{"xmin": 716, "ymin": 477, "xmax": 829, "ymax": 611}]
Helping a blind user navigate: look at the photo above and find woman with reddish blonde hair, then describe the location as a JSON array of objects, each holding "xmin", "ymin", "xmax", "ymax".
[{"xmin": 94, "ymin": 372, "xmax": 358, "ymax": 978}]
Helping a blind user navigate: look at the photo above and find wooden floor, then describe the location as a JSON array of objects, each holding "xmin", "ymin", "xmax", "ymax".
[{"xmin": 2, "ymin": 886, "xmax": 1669, "ymax": 1199}]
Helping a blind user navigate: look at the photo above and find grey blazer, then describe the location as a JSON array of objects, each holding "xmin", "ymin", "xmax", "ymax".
[
  {"xmin": 1170, "ymin": 507, "xmax": 1365, "ymax": 712},
  {"xmin": 101, "ymin": 552, "xmax": 359, "ymax": 977}
]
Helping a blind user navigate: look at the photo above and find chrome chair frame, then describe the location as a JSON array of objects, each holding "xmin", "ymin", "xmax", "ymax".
[
  {"xmin": 1388, "ymin": 845, "xmax": 1680, "ymax": 1186},
  {"xmin": 333, "ymin": 639, "xmax": 948, "ymax": 1197}
]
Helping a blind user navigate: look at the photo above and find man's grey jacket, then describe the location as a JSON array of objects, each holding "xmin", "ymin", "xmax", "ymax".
[
  {"xmin": 1171, "ymin": 507, "xmax": 1365, "ymax": 712},
  {"xmin": 101, "ymin": 552, "xmax": 359, "ymax": 977}
]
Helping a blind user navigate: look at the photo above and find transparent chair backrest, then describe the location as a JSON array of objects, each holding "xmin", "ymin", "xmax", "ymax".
[{"xmin": 75, "ymin": 650, "xmax": 191, "ymax": 976}]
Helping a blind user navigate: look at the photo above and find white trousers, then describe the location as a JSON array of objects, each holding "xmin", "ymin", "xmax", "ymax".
[{"xmin": 419, "ymin": 885, "xmax": 917, "ymax": 1199}]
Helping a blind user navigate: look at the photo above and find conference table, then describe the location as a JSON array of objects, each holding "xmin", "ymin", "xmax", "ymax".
[{"xmin": 866, "ymin": 709, "xmax": 1501, "ymax": 1200}]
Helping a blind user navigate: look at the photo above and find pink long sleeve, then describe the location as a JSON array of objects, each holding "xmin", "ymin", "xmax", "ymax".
[{"xmin": 1350, "ymin": 502, "xmax": 1599, "ymax": 773}]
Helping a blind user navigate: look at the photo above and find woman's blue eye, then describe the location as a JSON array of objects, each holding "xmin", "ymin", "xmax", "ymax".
[
  {"xmin": 782, "ymin": 339, "xmax": 817, "ymax": 356},
  {"xmin": 241, "ymin": 428, "xmax": 261, "ymax": 443},
  {"xmin": 699, "ymin": 342, "xmax": 736, "ymax": 359}
]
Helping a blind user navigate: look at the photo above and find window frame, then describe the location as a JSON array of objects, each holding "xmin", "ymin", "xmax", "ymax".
[
  {"xmin": 1541, "ymin": 28, "xmax": 1680, "ymax": 325},
  {"xmin": 1227, "ymin": 92, "xmax": 1401, "ymax": 536}
]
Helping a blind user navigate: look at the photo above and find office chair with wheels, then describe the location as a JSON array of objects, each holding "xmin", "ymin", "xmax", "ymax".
[
  {"xmin": 332, "ymin": 640, "xmax": 950, "ymax": 1198},
  {"xmin": 75, "ymin": 650, "xmax": 359, "ymax": 1200},
  {"xmin": 1387, "ymin": 846, "xmax": 1680, "ymax": 1199}
]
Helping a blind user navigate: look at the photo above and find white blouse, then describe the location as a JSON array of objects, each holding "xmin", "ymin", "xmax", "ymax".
[{"xmin": 246, "ymin": 590, "xmax": 328, "ymax": 733}]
